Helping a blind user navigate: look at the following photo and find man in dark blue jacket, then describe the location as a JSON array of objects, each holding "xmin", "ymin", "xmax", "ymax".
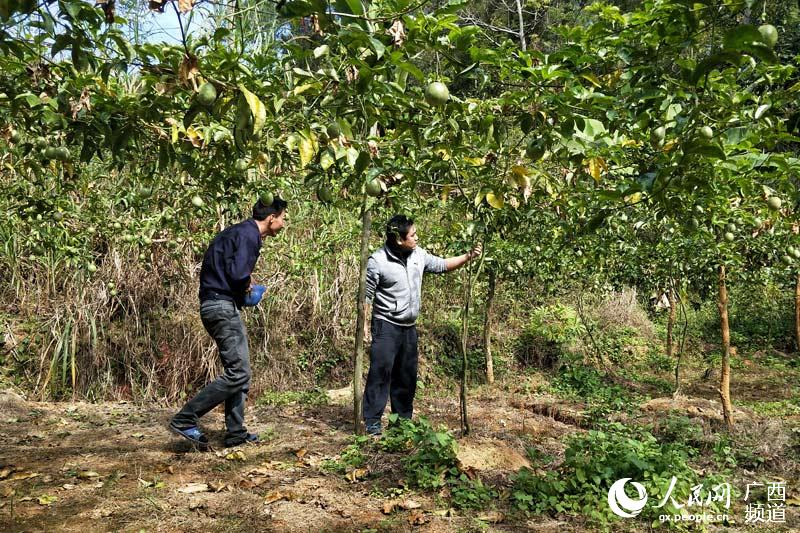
[{"xmin": 170, "ymin": 196, "xmax": 287, "ymax": 448}]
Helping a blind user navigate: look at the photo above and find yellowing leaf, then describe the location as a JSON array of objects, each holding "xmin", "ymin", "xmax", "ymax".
[
  {"xmin": 625, "ymin": 192, "xmax": 643, "ymax": 204},
  {"xmin": 662, "ymin": 140, "xmax": 678, "ymax": 152},
  {"xmin": 464, "ymin": 157, "xmax": 485, "ymax": 166},
  {"xmin": 346, "ymin": 468, "xmax": 368, "ymax": 483},
  {"xmin": 185, "ymin": 126, "xmax": 203, "ymax": 148},
  {"xmin": 621, "ymin": 139, "xmax": 639, "ymax": 147},
  {"xmin": 587, "ymin": 157, "xmax": 606, "ymax": 183},
  {"xmin": 580, "ymin": 73, "xmax": 602, "ymax": 88},
  {"xmin": 486, "ymin": 192, "xmax": 504, "ymax": 209},
  {"xmin": 293, "ymin": 83, "xmax": 316, "ymax": 96},
  {"xmin": 511, "ymin": 165, "xmax": 530, "ymax": 177},
  {"xmin": 37, "ymin": 494, "xmax": 57, "ymax": 506},
  {"xmin": 225, "ymin": 451, "xmax": 246, "ymax": 461},
  {"xmin": 237, "ymin": 84, "xmax": 267, "ymax": 134},
  {"xmin": 298, "ymin": 134, "xmax": 316, "ymax": 168},
  {"xmin": 474, "ymin": 190, "xmax": 485, "ymax": 207},
  {"xmin": 440, "ymin": 186, "xmax": 451, "ymax": 204}
]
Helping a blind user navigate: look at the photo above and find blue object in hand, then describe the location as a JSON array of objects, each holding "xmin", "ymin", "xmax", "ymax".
[{"xmin": 243, "ymin": 284, "xmax": 265, "ymax": 307}]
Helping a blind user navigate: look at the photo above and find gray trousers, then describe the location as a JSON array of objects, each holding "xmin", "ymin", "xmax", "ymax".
[{"xmin": 172, "ymin": 299, "xmax": 251, "ymax": 440}]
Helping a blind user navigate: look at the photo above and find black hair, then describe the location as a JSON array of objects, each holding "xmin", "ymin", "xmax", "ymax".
[
  {"xmin": 253, "ymin": 196, "xmax": 288, "ymax": 220},
  {"xmin": 386, "ymin": 214, "xmax": 414, "ymax": 245}
]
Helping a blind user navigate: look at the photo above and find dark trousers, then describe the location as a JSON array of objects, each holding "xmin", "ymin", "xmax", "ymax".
[
  {"xmin": 172, "ymin": 299, "xmax": 251, "ymax": 440},
  {"xmin": 362, "ymin": 319, "xmax": 418, "ymax": 424}
]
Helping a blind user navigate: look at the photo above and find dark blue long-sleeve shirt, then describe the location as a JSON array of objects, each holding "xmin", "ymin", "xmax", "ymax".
[{"xmin": 199, "ymin": 219, "xmax": 262, "ymax": 306}]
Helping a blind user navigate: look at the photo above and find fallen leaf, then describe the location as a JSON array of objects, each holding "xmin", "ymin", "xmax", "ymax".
[
  {"xmin": 382, "ymin": 500, "xmax": 398, "ymax": 514},
  {"xmin": 264, "ymin": 490, "xmax": 297, "ymax": 505},
  {"xmin": 246, "ymin": 468, "xmax": 270, "ymax": 477},
  {"xmin": 189, "ymin": 499, "xmax": 206, "ymax": 511},
  {"xmin": 400, "ymin": 499, "xmax": 421, "ymax": 510},
  {"xmin": 178, "ymin": 483, "xmax": 209, "ymax": 494},
  {"xmin": 407, "ymin": 509, "xmax": 428, "ymax": 525},
  {"xmin": 10, "ymin": 472, "xmax": 39, "ymax": 481},
  {"xmin": 1, "ymin": 486, "xmax": 15, "ymax": 498},
  {"xmin": 787, "ymin": 497, "xmax": 800, "ymax": 507},
  {"xmin": 225, "ymin": 451, "xmax": 246, "ymax": 462},
  {"xmin": 77, "ymin": 471, "xmax": 100, "ymax": 479},
  {"xmin": 0, "ymin": 468, "xmax": 10, "ymax": 480},
  {"xmin": 432, "ymin": 508, "xmax": 455, "ymax": 517},
  {"xmin": 131, "ymin": 433, "xmax": 144, "ymax": 439},
  {"xmin": 19, "ymin": 496, "xmax": 33, "ymax": 502},
  {"xmin": 62, "ymin": 484, "xmax": 76, "ymax": 491},
  {"xmin": 37, "ymin": 494, "xmax": 57, "ymax": 506},
  {"xmin": 345, "ymin": 468, "xmax": 367, "ymax": 483},
  {"xmin": 209, "ymin": 481, "xmax": 230, "ymax": 493},
  {"xmin": 294, "ymin": 448, "xmax": 307, "ymax": 459},
  {"xmin": 92, "ymin": 482, "xmax": 104, "ymax": 489},
  {"xmin": 477, "ymin": 511, "xmax": 505, "ymax": 523}
]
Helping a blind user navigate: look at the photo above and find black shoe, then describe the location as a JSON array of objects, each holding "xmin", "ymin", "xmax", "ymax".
[
  {"xmin": 365, "ymin": 421, "xmax": 382, "ymax": 436},
  {"xmin": 224, "ymin": 432, "xmax": 259, "ymax": 447}
]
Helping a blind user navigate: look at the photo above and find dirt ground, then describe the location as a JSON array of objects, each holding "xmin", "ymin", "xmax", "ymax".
[{"xmin": 0, "ymin": 364, "xmax": 798, "ymax": 532}]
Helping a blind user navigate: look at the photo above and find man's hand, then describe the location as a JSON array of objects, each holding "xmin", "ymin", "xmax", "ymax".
[{"xmin": 469, "ymin": 242, "xmax": 483, "ymax": 260}]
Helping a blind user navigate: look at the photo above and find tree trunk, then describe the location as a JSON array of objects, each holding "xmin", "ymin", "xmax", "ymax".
[
  {"xmin": 460, "ymin": 273, "xmax": 472, "ymax": 437},
  {"xmin": 666, "ymin": 288, "xmax": 676, "ymax": 359},
  {"xmin": 483, "ymin": 269, "xmax": 496, "ymax": 385},
  {"xmin": 352, "ymin": 200, "xmax": 371, "ymax": 435},
  {"xmin": 515, "ymin": 0, "xmax": 527, "ymax": 51},
  {"xmin": 460, "ymin": 243, "xmax": 484, "ymax": 437},
  {"xmin": 717, "ymin": 265, "xmax": 734, "ymax": 430},
  {"xmin": 674, "ymin": 291, "xmax": 688, "ymax": 396},
  {"xmin": 795, "ymin": 272, "xmax": 800, "ymax": 352}
]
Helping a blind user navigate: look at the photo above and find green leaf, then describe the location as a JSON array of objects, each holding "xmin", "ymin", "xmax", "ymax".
[
  {"xmin": 722, "ymin": 25, "xmax": 777, "ymax": 62},
  {"xmin": 396, "ymin": 61, "xmax": 424, "ymax": 82},
  {"xmin": 335, "ymin": 0, "xmax": 363, "ymax": 16},
  {"xmin": 313, "ymin": 44, "xmax": 330, "ymax": 58},
  {"xmin": 320, "ymin": 150, "xmax": 334, "ymax": 170},
  {"xmin": 16, "ymin": 92, "xmax": 41, "ymax": 107},
  {"xmin": 368, "ymin": 37, "xmax": 385, "ymax": 60},
  {"xmin": 690, "ymin": 51, "xmax": 743, "ymax": 85},
  {"xmin": 237, "ymin": 84, "xmax": 267, "ymax": 133},
  {"xmin": 685, "ymin": 144, "xmax": 726, "ymax": 160},
  {"xmin": 354, "ymin": 151, "xmax": 370, "ymax": 175},
  {"xmin": 51, "ymin": 34, "xmax": 72, "ymax": 56},
  {"xmin": 582, "ymin": 118, "xmax": 606, "ymax": 139},
  {"xmin": 723, "ymin": 25, "xmax": 763, "ymax": 50},
  {"xmin": 110, "ymin": 33, "xmax": 135, "ymax": 62}
]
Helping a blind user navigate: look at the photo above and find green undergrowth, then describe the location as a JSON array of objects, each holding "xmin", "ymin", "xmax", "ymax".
[
  {"xmin": 513, "ymin": 422, "xmax": 731, "ymax": 528},
  {"xmin": 255, "ymin": 388, "xmax": 328, "ymax": 407}
]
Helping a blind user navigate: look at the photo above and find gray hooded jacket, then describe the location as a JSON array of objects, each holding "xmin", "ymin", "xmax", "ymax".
[{"xmin": 365, "ymin": 245, "xmax": 447, "ymax": 326}]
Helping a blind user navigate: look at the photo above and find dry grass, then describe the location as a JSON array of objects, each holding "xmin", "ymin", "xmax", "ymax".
[{"xmin": 590, "ymin": 287, "xmax": 655, "ymax": 339}]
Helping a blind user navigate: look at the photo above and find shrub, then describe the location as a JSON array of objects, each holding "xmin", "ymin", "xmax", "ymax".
[
  {"xmin": 380, "ymin": 415, "xmax": 497, "ymax": 509},
  {"xmin": 513, "ymin": 423, "xmax": 728, "ymax": 525},
  {"xmin": 515, "ymin": 304, "xmax": 584, "ymax": 368}
]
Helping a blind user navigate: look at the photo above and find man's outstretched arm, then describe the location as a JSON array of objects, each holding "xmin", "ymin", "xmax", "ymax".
[{"xmin": 444, "ymin": 242, "xmax": 483, "ymax": 272}]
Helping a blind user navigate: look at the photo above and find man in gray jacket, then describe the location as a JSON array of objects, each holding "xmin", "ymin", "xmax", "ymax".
[{"xmin": 362, "ymin": 214, "xmax": 481, "ymax": 435}]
